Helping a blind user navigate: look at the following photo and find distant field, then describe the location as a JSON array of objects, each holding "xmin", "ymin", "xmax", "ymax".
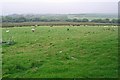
[
  {"xmin": 68, "ymin": 14, "xmax": 117, "ymax": 20},
  {"xmin": 2, "ymin": 26, "xmax": 118, "ymax": 78}
]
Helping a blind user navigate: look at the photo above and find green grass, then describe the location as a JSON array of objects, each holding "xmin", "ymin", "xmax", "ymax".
[{"xmin": 2, "ymin": 26, "xmax": 118, "ymax": 78}]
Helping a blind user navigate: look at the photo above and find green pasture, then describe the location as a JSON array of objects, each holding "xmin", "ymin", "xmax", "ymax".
[{"xmin": 2, "ymin": 26, "xmax": 118, "ymax": 78}]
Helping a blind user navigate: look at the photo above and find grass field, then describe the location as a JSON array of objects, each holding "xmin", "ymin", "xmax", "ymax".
[{"xmin": 2, "ymin": 26, "xmax": 118, "ymax": 78}]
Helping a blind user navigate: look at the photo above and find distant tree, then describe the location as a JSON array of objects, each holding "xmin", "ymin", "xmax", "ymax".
[
  {"xmin": 17, "ymin": 17, "xmax": 26, "ymax": 22},
  {"xmin": 105, "ymin": 18, "xmax": 110, "ymax": 23},
  {"xmin": 34, "ymin": 18, "xmax": 41, "ymax": 22},
  {"xmin": 65, "ymin": 18, "xmax": 82, "ymax": 22},
  {"xmin": 102, "ymin": 18, "xmax": 110, "ymax": 23},
  {"xmin": 91, "ymin": 19, "xmax": 102, "ymax": 23},
  {"xmin": 73, "ymin": 19, "xmax": 78, "ymax": 22},
  {"xmin": 118, "ymin": 19, "xmax": 120, "ymax": 23},
  {"xmin": 66, "ymin": 19, "xmax": 73, "ymax": 22},
  {"xmin": 111, "ymin": 19, "xmax": 118, "ymax": 23},
  {"xmin": 81, "ymin": 18, "xmax": 89, "ymax": 22},
  {"xmin": 2, "ymin": 16, "xmax": 13, "ymax": 22}
]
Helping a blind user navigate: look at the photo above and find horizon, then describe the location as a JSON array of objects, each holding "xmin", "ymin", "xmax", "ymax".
[{"xmin": 1, "ymin": 13, "xmax": 118, "ymax": 17}]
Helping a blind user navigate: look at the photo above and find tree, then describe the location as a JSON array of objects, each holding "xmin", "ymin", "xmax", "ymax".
[
  {"xmin": 17, "ymin": 17, "xmax": 26, "ymax": 22},
  {"xmin": 111, "ymin": 19, "xmax": 118, "ymax": 23},
  {"xmin": 102, "ymin": 18, "xmax": 110, "ymax": 23},
  {"xmin": 81, "ymin": 18, "xmax": 89, "ymax": 22},
  {"xmin": 91, "ymin": 19, "xmax": 102, "ymax": 23}
]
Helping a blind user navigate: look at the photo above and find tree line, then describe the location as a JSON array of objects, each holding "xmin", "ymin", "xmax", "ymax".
[{"xmin": 2, "ymin": 16, "xmax": 119, "ymax": 23}]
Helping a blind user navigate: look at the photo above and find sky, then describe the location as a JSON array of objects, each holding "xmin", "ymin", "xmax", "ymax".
[{"xmin": 0, "ymin": 0, "xmax": 119, "ymax": 15}]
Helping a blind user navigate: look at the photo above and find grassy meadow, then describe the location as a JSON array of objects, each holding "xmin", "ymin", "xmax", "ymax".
[{"xmin": 2, "ymin": 26, "xmax": 118, "ymax": 78}]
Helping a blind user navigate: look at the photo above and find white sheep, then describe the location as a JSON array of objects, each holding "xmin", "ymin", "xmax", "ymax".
[
  {"xmin": 6, "ymin": 30, "xmax": 9, "ymax": 33},
  {"xmin": 31, "ymin": 28, "xmax": 35, "ymax": 32}
]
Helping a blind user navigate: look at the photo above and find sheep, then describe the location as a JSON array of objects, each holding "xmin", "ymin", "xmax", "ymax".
[
  {"xmin": 31, "ymin": 26, "xmax": 36, "ymax": 32},
  {"xmin": 103, "ymin": 26, "xmax": 108, "ymax": 27},
  {"xmin": 31, "ymin": 28, "xmax": 35, "ymax": 32},
  {"xmin": 111, "ymin": 26, "xmax": 117, "ymax": 28},
  {"xmin": 35, "ymin": 25, "xmax": 38, "ymax": 27},
  {"xmin": 6, "ymin": 29, "xmax": 9, "ymax": 33}
]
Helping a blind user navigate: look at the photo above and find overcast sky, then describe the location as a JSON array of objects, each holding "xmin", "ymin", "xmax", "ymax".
[{"xmin": 0, "ymin": 0, "xmax": 119, "ymax": 15}]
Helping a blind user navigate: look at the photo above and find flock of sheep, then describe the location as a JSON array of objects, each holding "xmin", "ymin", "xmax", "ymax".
[
  {"xmin": 5, "ymin": 25, "xmax": 118, "ymax": 33},
  {"xmin": 3, "ymin": 25, "xmax": 117, "ymax": 45}
]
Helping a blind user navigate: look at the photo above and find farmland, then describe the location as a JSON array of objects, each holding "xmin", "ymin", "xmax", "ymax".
[{"xmin": 2, "ymin": 26, "xmax": 118, "ymax": 78}]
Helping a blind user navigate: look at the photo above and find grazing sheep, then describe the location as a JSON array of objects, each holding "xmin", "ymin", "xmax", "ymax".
[
  {"xmin": 31, "ymin": 28, "xmax": 35, "ymax": 32},
  {"xmin": 104, "ymin": 26, "xmax": 108, "ymax": 27},
  {"xmin": 6, "ymin": 29, "xmax": 9, "ymax": 33},
  {"xmin": 35, "ymin": 25, "xmax": 38, "ymax": 27},
  {"xmin": 112, "ymin": 26, "xmax": 117, "ymax": 28}
]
